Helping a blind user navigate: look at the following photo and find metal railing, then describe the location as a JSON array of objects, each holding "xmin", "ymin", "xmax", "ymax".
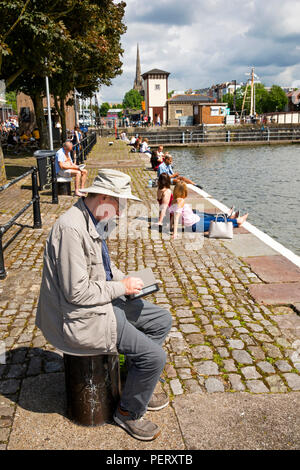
[
  {"xmin": 74, "ymin": 132, "xmax": 97, "ymax": 164},
  {"xmin": 0, "ymin": 167, "xmax": 42, "ymax": 279},
  {"xmin": 128, "ymin": 128, "xmax": 300, "ymax": 145}
]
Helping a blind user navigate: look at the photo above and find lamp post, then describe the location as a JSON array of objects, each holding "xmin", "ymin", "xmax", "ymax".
[
  {"xmin": 45, "ymin": 61, "xmax": 53, "ymax": 150},
  {"xmin": 232, "ymin": 79, "xmax": 237, "ymax": 114},
  {"xmin": 74, "ymin": 89, "xmax": 79, "ymax": 127}
]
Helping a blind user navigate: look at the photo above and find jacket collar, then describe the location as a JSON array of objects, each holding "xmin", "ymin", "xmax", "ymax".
[{"xmin": 75, "ymin": 197, "xmax": 100, "ymax": 240}]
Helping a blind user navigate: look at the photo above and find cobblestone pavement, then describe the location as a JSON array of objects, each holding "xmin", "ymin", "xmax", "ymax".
[{"xmin": 0, "ymin": 137, "xmax": 300, "ymax": 449}]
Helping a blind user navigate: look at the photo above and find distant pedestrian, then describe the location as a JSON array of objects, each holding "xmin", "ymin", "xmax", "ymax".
[{"xmin": 72, "ymin": 125, "xmax": 82, "ymax": 163}]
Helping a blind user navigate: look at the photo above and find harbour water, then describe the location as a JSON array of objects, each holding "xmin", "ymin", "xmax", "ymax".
[{"xmin": 168, "ymin": 144, "xmax": 300, "ymax": 256}]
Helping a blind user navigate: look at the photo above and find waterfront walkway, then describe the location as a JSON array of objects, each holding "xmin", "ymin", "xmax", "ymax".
[{"xmin": 0, "ymin": 138, "xmax": 300, "ymax": 450}]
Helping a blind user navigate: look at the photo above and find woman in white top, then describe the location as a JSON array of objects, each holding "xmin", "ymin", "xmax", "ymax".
[
  {"xmin": 169, "ymin": 182, "xmax": 248, "ymax": 239},
  {"xmin": 140, "ymin": 137, "xmax": 151, "ymax": 155}
]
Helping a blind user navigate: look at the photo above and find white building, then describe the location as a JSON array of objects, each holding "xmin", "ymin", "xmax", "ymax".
[{"xmin": 142, "ymin": 69, "xmax": 170, "ymax": 124}]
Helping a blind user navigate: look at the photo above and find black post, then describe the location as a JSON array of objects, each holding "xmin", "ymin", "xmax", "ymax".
[
  {"xmin": 50, "ymin": 155, "xmax": 58, "ymax": 204},
  {"xmin": 0, "ymin": 230, "xmax": 6, "ymax": 280},
  {"xmin": 233, "ymin": 79, "xmax": 237, "ymax": 114},
  {"xmin": 64, "ymin": 354, "xmax": 121, "ymax": 426},
  {"xmin": 31, "ymin": 168, "xmax": 42, "ymax": 229}
]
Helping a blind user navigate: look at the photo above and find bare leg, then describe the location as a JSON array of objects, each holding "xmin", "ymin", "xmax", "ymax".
[
  {"xmin": 67, "ymin": 169, "xmax": 83, "ymax": 195},
  {"xmin": 178, "ymin": 176, "xmax": 196, "ymax": 185},
  {"xmin": 74, "ymin": 171, "xmax": 82, "ymax": 195},
  {"xmin": 80, "ymin": 169, "xmax": 87, "ymax": 189},
  {"xmin": 236, "ymin": 213, "xmax": 249, "ymax": 226}
]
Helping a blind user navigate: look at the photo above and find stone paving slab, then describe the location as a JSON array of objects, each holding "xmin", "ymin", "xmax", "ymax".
[
  {"xmin": 8, "ymin": 373, "xmax": 184, "ymax": 450},
  {"xmin": 249, "ymin": 283, "xmax": 300, "ymax": 305},
  {"xmin": 223, "ymin": 233, "xmax": 278, "ymax": 257},
  {"xmin": 243, "ymin": 255, "xmax": 300, "ymax": 283},
  {"xmin": 172, "ymin": 392, "xmax": 300, "ymax": 450}
]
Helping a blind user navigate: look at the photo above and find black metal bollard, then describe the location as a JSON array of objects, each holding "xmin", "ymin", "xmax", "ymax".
[
  {"xmin": 63, "ymin": 354, "xmax": 121, "ymax": 426},
  {"xmin": 31, "ymin": 167, "xmax": 42, "ymax": 229},
  {"xmin": 50, "ymin": 156, "xmax": 58, "ymax": 204}
]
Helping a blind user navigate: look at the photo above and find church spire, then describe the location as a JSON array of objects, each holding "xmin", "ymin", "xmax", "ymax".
[{"xmin": 133, "ymin": 43, "xmax": 143, "ymax": 93}]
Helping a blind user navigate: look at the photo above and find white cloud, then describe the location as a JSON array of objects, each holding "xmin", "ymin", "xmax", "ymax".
[{"xmin": 100, "ymin": 0, "xmax": 300, "ymax": 103}]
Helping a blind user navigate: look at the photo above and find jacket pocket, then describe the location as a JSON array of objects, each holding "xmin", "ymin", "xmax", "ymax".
[{"xmin": 62, "ymin": 311, "xmax": 108, "ymax": 351}]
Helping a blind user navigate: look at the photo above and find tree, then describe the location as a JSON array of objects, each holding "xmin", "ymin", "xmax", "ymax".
[
  {"xmin": 266, "ymin": 85, "xmax": 288, "ymax": 112},
  {"xmin": 222, "ymin": 83, "xmax": 287, "ymax": 115},
  {"xmin": 0, "ymin": 0, "xmax": 126, "ymax": 182},
  {"xmin": 100, "ymin": 102, "xmax": 110, "ymax": 116},
  {"xmin": 5, "ymin": 90, "xmax": 17, "ymax": 112},
  {"xmin": 122, "ymin": 89, "xmax": 142, "ymax": 110}
]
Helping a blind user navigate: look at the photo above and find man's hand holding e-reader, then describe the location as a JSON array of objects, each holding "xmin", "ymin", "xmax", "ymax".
[
  {"xmin": 121, "ymin": 276, "xmax": 144, "ymax": 296},
  {"xmin": 122, "ymin": 268, "xmax": 160, "ymax": 300}
]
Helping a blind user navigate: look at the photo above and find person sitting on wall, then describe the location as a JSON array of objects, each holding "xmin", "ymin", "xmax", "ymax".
[
  {"xmin": 120, "ymin": 131, "xmax": 130, "ymax": 143},
  {"xmin": 131, "ymin": 136, "xmax": 142, "ymax": 153},
  {"xmin": 55, "ymin": 141, "xmax": 88, "ymax": 197},
  {"xmin": 157, "ymin": 145, "xmax": 164, "ymax": 160},
  {"xmin": 157, "ymin": 154, "xmax": 202, "ymax": 188},
  {"xmin": 140, "ymin": 137, "xmax": 151, "ymax": 156},
  {"xmin": 150, "ymin": 150, "xmax": 163, "ymax": 171},
  {"xmin": 129, "ymin": 135, "xmax": 136, "ymax": 146}
]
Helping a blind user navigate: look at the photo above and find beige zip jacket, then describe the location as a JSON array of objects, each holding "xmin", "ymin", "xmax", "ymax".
[{"xmin": 36, "ymin": 198, "xmax": 126, "ymax": 356}]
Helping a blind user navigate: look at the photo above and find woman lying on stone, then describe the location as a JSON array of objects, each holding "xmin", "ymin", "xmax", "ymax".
[{"xmin": 169, "ymin": 182, "xmax": 248, "ymax": 239}]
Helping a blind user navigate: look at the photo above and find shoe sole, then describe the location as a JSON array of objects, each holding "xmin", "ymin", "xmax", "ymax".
[
  {"xmin": 114, "ymin": 415, "xmax": 161, "ymax": 441},
  {"xmin": 147, "ymin": 400, "xmax": 170, "ymax": 411}
]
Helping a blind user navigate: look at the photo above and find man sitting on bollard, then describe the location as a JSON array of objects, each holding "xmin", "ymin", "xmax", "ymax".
[
  {"xmin": 55, "ymin": 141, "xmax": 88, "ymax": 197},
  {"xmin": 36, "ymin": 169, "xmax": 172, "ymax": 441}
]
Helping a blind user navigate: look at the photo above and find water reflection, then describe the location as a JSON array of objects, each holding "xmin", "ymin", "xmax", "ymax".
[{"xmin": 167, "ymin": 144, "xmax": 300, "ymax": 255}]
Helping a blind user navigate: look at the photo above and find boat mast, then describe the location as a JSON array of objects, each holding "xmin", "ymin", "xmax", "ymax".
[{"xmin": 250, "ymin": 67, "xmax": 255, "ymax": 116}]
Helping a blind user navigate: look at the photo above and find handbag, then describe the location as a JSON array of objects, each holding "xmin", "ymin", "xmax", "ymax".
[{"xmin": 208, "ymin": 213, "xmax": 233, "ymax": 239}]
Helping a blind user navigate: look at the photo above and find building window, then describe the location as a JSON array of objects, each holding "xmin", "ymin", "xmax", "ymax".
[
  {"xmin": 175, "ymin": 109, "xmax": 183, "ymax": 117},
  {"xmin": 155, "ymin": 84, "xmax": 160, "ymax": 90}
]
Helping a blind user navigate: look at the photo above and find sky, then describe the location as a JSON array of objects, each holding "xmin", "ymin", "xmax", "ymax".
[{"xmin": 99, "ymin": 0, "xmax": 300, "ymax": 104}]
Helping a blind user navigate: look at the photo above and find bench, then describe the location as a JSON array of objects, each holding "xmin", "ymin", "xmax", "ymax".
[
  {"xmin": 63, "ymin": 353, "xmax": 121, "ymax": 426},
  {"xmin": 56, "ymin": 176, "xmax": 72, "ymax": 195}
]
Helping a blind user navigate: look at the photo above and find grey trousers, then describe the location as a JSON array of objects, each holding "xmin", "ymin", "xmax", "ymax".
[{"xmin": 112, "ymin": 296, "xmax": 172, "ymax": 419}]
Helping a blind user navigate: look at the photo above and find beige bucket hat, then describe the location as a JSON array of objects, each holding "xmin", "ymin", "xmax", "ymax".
[{"xmin": 80, "ymin": 169, "xmax": 141, "ymax": 201}]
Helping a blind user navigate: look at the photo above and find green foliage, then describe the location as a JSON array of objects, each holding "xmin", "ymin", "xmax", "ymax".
[
  {"xmin": 0, "ymin": 0, "xmax": 126, "ymax": 146},
  {"xmin": 5, "ymin": 90, "xmax": 17, "ymax": 111},
  {"xmin": 222, "ymin": 83, "xmax": 288, "ymax": 115},
  {"xmin": 122, "ymin": 89, "xmax": 143, "ymax": 110},
  {"xmin": 267, "ymin": 85, "xmax": 288, "ymax": 112},
  {"xmin": 168, "ymin": 90, "xmax": 175, "ymax": 98},
  {"xmin": 100, "ymin": 102, "xmax": 110, "ymax": 116}
]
